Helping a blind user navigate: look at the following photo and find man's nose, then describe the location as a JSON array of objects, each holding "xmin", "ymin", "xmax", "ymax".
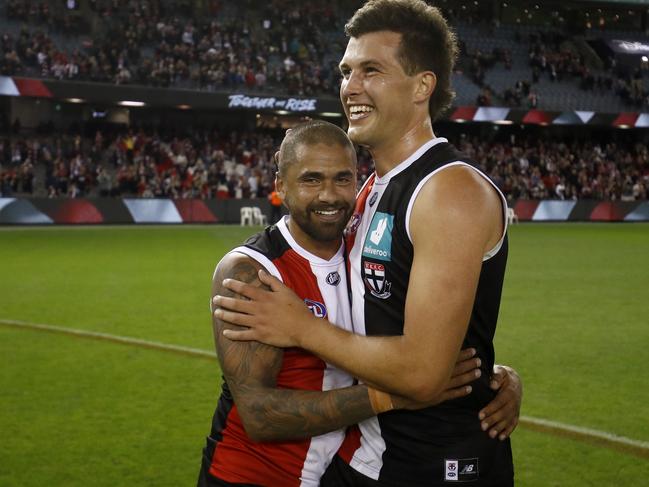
[
  {"xmin": 318, "ymin": 180, "xmax": 338, "ymax": 203},
  {"xmin": 341, "ymin": 71, "xmax": 362, "ymax": 99}
]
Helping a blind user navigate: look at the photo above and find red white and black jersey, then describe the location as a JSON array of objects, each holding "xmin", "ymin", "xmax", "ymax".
[
  {"xmin": 203, "ymin": 217, "xmax": 354, "ymax": 487},
  {"xmin": 339, "ymin": 138, "xmax": 513, "ymax": 486}
]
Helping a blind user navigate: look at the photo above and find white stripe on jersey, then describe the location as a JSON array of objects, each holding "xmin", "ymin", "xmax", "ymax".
[
  {"xmin": 349, "ymin": 416, "xmax": 385, "ymax": 480},
  {"xmin": 348, "ymin": 183, "xmax": 389, "ymax": 477},
  {"xmin": 404, "ymin": 161, "xmax": 509, "ymax": 261}
]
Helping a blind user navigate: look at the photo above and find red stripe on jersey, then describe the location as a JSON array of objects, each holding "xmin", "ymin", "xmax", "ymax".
[
  {"xmin": 337, "ymin": 425, "xmax": 362, "ymax": 464},
  {"xmin": 345, "ymin": 174, "xmax": 375, "ymax": 276},
  {"xmin": 273, "ymin": 248, "xmax": 328, "ymax": 391},
  {"xmin": 210, "ymin": 406, "xmax": 310, "ymax": 486},
  {"xmin": 210, "ymin": 247, "xmax": 329, "ymax": 485}
]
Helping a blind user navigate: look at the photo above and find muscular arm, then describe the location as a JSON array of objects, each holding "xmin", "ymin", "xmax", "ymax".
[
  {"xmin": 297, "ymin": 168, "xmax": 502, "ymax": 401},
  {"xmin": 218, "ymin": 167, "xmax": 504, "ymax": 403},
  {"xmin": 212, "ymin": 252, "xmax": 377, "ymax": 442}
]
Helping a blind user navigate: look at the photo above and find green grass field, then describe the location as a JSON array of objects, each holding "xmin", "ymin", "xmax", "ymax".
[{"xmin": 1, "ymin": 223, "xmax": 648, "ymax": 486}]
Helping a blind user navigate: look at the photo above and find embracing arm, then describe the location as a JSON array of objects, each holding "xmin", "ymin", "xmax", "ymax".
[
  {"xmin": 212, "ymin": 252, "xmax": 478, "ymax": 441},
  {"xmin": 212, "ymin": 252, "xmax": 375, "ymax": 442},
  {"xmin": 218, "ymin": 167, "xmax": 503, "ymax": 403}
]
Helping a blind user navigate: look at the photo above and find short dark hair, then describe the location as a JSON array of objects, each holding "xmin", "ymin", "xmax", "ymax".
[
  {"xmin": 277, "ymin": 120, "xmax": 356, "ymax": 176},
  {"xmin": 345, "ymin": 0, "xmax": 458, "ymax": 121}
]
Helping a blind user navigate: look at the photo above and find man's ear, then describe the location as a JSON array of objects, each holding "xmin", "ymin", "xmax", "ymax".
[
  {"xmin": 275, "ymin": 173, "xmax": 285, "ymax": 201},
  {"xmin": 414, "ymin": 71, "xmax": 437, "ymax": 104},
  {"xmin": 273, "ymin": 150, "xmax": 281, "ymax": 172}
]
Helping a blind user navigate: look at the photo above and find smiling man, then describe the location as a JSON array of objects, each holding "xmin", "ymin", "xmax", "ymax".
[{"xmin": 214, "ymin": 1, "xmax": 518, "ymax": 486}]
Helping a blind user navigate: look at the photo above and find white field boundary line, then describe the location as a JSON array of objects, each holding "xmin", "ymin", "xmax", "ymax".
[
  {"xmin": 0, "ymin": 318, "xmax": 215, "ymax": 361},
  {"xmin": 2, "ymin": 317, "xmax": 648, "ymax": 459},
  {"xmin": 519, "ymin": 416, "xmax": 649, "ymax": 459},
  {"xmin": 0, "ymin": 224, "xmax": 251, "ymax": 231}
]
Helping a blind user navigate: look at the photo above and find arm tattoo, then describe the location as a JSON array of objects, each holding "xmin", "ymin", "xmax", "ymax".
[{"xmin": 212, "ymin": 253, "xmax": 375, "ymax": 442}]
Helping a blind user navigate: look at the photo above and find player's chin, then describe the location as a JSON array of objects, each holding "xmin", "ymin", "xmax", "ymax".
[
  {"xmin": 310, "ymin": 220, "xmax": 347, "ymax": 241},
  {"xmin": 347, "ymin": 124, "xmax": 370, "ymax": 145},
  {"xmin": 347, "ymin": 119, "xmax": 376, "ymax": 145}
]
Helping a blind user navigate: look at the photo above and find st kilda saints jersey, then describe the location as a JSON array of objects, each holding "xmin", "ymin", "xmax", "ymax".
[
  {"xmin": 203, "ymin": 217, "xmax": 354, "ymax": 487},
  {"xmin": 339, "ymin": 138, "xmax": 514, "ymax": 486}
]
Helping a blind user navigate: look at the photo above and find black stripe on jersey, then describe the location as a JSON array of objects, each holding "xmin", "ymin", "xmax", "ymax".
[
  {"xmin": 202, "ymin": 380, "xmax": 234, "ymax": 476},
  {"xmin": 243, "ymin": 223, "xmax": 291, "ymax": 261}
]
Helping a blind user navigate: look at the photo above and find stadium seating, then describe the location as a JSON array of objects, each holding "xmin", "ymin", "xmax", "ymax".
[
  {"xmin": 240, "ymin": 206, "xmax": 254, "ymax": 226},
  {"xmin": 2, "ymin": 1, "xmax": 647, "ymax": 109}
]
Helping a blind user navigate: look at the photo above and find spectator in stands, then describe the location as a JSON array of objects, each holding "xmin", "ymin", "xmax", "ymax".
[
  {"xmin": 97, "ymin": 166, "xmax": 113, "ymax": 197},
  {"xmin": 476, "ymin": 87, "xmax": 492, "ymax": 106},
  {"xmin": 268, "ymin": 182, "xmax": 283, "ymax": 224}
]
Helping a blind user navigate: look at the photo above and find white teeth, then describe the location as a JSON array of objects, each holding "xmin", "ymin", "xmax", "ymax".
[
  {"xmin": 349, "ymin": 105, "xmax": 373, "ymax": 114},
  {"xmin": 315, "ymin": 210, "xmax": 338, "ymax": 215}
]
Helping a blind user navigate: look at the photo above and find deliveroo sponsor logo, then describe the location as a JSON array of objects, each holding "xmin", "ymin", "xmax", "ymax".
[{"xmin": 362, "ymin": 212, "xmax": 393, "ymax": 261}]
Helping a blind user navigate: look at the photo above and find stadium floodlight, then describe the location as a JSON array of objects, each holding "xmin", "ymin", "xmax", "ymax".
[
  {"xmin": 118, "ymin": 100, "xmax": 146, "ymax": 107},
  {"xmin": 65, "ymin": 98, "xmax": 85, "ymax": 103},
  {"xmin": 642, "ymin": 56, "xmax": 648, "ymax": 62}
]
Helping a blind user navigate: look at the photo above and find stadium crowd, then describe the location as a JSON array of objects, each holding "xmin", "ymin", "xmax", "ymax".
[
  {"xmin": 2, "ymin": 0, "xmax": 346, "ymax": 96},
  {"xmin": 466, "ymin": 27, "xmax": 649, "ymax": 109},
  {"xmin": 4, "ymin": 0, "xmax": 647, "ymax": 107},
  {"xmin": 1, "ymin": 2, "xmax": 648, "ymax": 202},
  {"xmin": 1, "ymin": 129, "xmax": 647, "ymax": 202}
]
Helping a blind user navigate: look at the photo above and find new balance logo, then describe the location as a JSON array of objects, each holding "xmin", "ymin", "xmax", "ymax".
[{"xmin": 460, "ymin": 465, "xmax": 474, "ymax": 474}]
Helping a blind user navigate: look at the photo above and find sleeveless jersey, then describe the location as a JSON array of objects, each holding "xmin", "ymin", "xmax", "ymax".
[
  {"xmin": 203, "ymin": 217, "xmax": 354, "ymax": 487},
  {"xmin": 339, "ymin": 138, "xmax": 513, "ymax": 486}
]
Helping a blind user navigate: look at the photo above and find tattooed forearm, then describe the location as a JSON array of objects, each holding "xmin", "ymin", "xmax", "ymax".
[
  {"xmin": 211, "ymin": 252, "xmax": 376, "ymax": 442},
  {"xmin": 236, "ymin": 384, "xmax": 374, "ymax": 442}
]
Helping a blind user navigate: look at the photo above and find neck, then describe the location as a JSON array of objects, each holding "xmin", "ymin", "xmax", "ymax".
[
  {"xmin": 287, "ymin": 218, "xmax": 340, "ymax": 261},
  {"xmin": 372, "ymin": 120, "xmax": 435, "ymax": 177}
]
